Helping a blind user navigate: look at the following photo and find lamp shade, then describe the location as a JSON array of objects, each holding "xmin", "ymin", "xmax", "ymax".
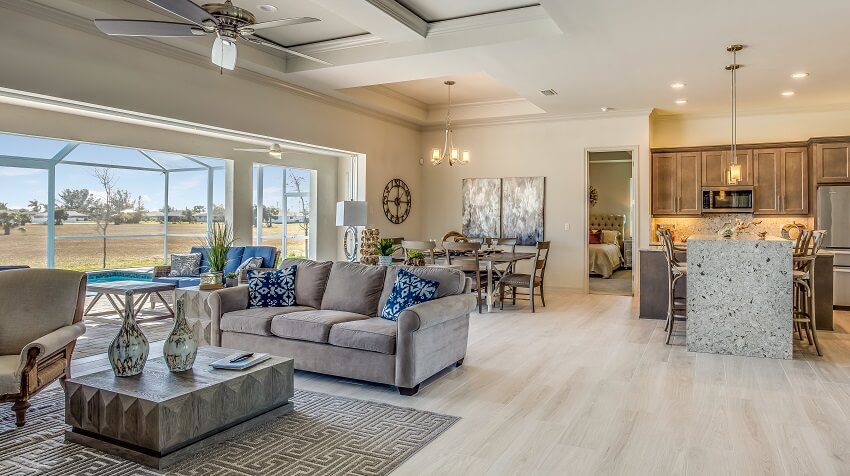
[{"xmin": 336, "ymin": 201, "xmax": 367, "ymax": 226}]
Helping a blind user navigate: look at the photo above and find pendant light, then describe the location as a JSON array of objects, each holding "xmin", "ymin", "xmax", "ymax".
[
  {"xmin": 431, "ymin": 81, "xmax": 470, "ymax": 166},
  {"xmin": 726, "ymin": 45, "xmax": 743, "ymax": 184}
]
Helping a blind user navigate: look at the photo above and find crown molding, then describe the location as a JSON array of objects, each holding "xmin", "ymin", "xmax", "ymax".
[
  {"xmin": 428, "ymin": 5, "xmax": 552, "ymax": 37},
  {"xmin": 294, "ymin": 34, "xmax": 386, "ymax": 55},
  {"xmin": 0, "ymin": 0, "xmax": 420, "ymax": 131},
  {"xmin": 423, "ymin": 108, "xmax": 653, "ymax": 131},
  {"xmin": 364, "ymin": 0, "xmax": 428, "ymax": 38},
  {"xmin": 652, "ymin": 102, "xmax": 850, "ymax": 121},
  {"xmin": 428, "ymin": 97, "xmax": 529, "ymax": 112}
]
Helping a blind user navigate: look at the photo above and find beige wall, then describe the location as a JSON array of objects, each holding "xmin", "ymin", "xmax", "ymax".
[
  {"xmin": 0, "ymin": 6, "xmax": 423, "ymax": 260},
  {"xmin": 421, "ymin": 114, "xmax": 651, "ymax": 291},
  {"xmin": 589, "ymin": 160, "xmax": 632, "ymax": 239},
  {"xmin": 651, "ymin": 107, "xmax": 850, "ymax": 147}
]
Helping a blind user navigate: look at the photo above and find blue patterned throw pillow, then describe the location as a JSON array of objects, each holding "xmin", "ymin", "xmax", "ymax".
[
  {"xmin": 248, "ymin": 266, "xmax": 296, "ymax": 308},
  {"xmin": 381, "ymin": 269, "xmax": 439, "ymax": 321}
]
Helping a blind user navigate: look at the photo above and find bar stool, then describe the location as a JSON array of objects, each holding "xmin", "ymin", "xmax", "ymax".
[
  {"xmin": 658, "ymin": 229, "xmax": 686, "ymax": 345},
  {"xmin": 793, "ymin": 230, "xmax": 826, "ymax": 356}
]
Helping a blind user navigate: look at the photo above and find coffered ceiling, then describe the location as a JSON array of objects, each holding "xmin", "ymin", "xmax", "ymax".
[{"xmin": 17, "ymin": 0, "xmax": 850, "ymax": 127}]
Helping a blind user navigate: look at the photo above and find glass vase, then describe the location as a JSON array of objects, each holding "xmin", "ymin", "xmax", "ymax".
[
  {"xmin": 108, "ymin": 290, "xmax": 149, "ymax": 377},
  {"xmin": 163, "ymin": 297, "xmax": 198, "ymax": 372}
]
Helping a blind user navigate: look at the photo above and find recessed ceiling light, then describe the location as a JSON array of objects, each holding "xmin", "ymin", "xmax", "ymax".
[
  {"xmin": 257, "ymin": 4, "xmax": 278, "ymax": 12},
  {"xmin": 671, "ymin": 82, "xmax": 686, "ymax": 89},
  {"xmin": 791, "ymin": 72, "xmax": 810, "ymax": 79},
  {"xmin": 675, "ymin": 99, "xmax": 687, "ymax": 105},
  {"xmin": 781, "ymin": 91, "xmax": 795, "ymax": 97}
]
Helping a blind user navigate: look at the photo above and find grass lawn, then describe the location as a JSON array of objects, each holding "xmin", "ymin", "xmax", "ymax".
[{"xmin": 0, "ymin": 222, "xmax": 307, "ymax": 270}]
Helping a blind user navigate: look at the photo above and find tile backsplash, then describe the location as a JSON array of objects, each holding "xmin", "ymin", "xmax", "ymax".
[{"xmin": 651, "ymin": 214, "xmax": 813, "ymax": 243}]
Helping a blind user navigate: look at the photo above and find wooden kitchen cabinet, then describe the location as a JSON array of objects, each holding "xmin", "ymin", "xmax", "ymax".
[
  {"xmin": 814, "ymin": 142, "xmax": 850, "ymax": 183},
  {"xmin": 652, "ymin": 152, "xmax": 701, "ymax": 215},
  {"xmin": 753, "ymin": 147, "xmax": 808, "ymax": 215},
  {"xmin": 702, "ymin": 150, "xmax": 753, "ymax": 186}
]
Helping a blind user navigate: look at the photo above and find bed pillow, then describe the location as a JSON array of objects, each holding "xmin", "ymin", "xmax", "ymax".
[
  {"xmin": 601, "ymin": 230, "xmax": 620, "ymax": 245},
  {"xmin": 589, "ymin": 230, "xmax": 603, "ymax": 244}
]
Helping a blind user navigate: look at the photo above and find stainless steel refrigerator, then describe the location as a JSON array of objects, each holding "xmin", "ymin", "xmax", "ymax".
[{"xmin": 817, "ymin": 185, "xmax": 850, "ymax": 306}]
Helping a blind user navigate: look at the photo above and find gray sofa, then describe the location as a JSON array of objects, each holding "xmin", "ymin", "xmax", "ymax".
[{"xmin": 208, "ymin": 259, "xmax": 476, "ymax": 395}]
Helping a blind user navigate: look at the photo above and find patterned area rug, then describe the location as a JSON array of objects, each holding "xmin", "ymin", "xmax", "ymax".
[
  {"xmin": 0, "ymin": 387, "xmax": 458, "ymax": 475},
  {"xmin": 74, "ymin": 318, "xmax": 174, "ymax": 360}
]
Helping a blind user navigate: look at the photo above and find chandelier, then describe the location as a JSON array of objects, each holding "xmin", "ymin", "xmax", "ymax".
[
  {"xmin": 431, "ymin": 81, "xmax": 470, "ymax": 166},
  {"xmin": 726, "ymin": 45, "xmax": 743, "ymax": 184}
]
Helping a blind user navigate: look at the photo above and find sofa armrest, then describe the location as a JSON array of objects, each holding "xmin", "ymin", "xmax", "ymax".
[
  {"xmin": 17, "ymin": 321, "xmax": 86, "ymax": 376},
  {"xmin": 207, "ymin": 286, "xmax": 250, "ymax": 346},
  {"xmin": 397, "ymin": 294, "xmax": 477, "ymax": 334},
  {"xmin": 153, "ymin": 265, "xmax": 171, "ymax": 278}
]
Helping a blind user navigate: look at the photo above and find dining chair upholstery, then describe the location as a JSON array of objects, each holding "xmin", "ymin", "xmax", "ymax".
[
  {"xmin": 402, "ymin": 240, "xmax": 437, "ymax": 264},
  {"xmin": 443, "ymin": 240, "xmax": 485, "ymax": 313},
  {"xmin": 499, "ymin": 241, "xmax": 550, "ymax": 313},
  {"xmin": 0, "ymin": 269, "xmax": 87, "ymax": 426}
]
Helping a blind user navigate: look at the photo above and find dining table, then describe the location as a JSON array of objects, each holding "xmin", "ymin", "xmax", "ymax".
[{"xmin": 475, "ymin": 251, "xmax": 537, "ymax": 312}]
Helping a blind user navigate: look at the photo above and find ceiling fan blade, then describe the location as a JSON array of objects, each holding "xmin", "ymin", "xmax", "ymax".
[
  {"xmin": 94, "ymin": 19, "xmax": 207, "ymax": 37},
  {"xmin": 241, "ymin": 35, "xmax": 332, "ymax": 66},
  {"xmin": 240, "ymin": 17, "xmax": 320, "ymax": 33},
  {"xmin": 145, "ymin": 0, "xmax": 217, "ymax": 26},
  {"xmin": 212, "ymin": 37, "xmax": 238, "ymax": 70}
]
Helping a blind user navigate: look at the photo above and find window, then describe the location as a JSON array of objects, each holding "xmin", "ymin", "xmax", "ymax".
[{"xmin": 253, "ymin": 164, "xmax": 314, "ymax": 260}]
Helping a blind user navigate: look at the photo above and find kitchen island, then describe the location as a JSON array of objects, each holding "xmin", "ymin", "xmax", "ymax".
[{"xmin": 686, "ymin": 234, "xmax": 793, "ymax": 359}]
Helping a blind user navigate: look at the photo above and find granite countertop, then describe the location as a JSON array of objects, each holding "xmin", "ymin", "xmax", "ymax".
[{"xmin": 687, "ymin": 234, "xmax": 786, "ymax": 242}]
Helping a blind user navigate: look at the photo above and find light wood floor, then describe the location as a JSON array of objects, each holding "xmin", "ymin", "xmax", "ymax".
[{"xmin": 72, "ymin": 292, "xmax": 850, "ymax": 475}]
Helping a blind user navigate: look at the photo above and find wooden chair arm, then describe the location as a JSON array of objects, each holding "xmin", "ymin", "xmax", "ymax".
[{"xmin": 153, "ymin": 265, "xmax": 171, "ymax": 277}]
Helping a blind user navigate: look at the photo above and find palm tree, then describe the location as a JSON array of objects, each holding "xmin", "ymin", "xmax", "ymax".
[{"xmin": 28, "ymin": 199, "xmax": 43, "ymax": 213}]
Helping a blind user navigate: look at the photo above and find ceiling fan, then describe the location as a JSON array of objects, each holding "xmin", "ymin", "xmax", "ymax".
[
  {"xmin": 94, "ymin": 0, "xmax": 331, "ymax": 71},
  {"xmin": 234, "ymin": 143, "xmax": 294, "ymax": 158}
]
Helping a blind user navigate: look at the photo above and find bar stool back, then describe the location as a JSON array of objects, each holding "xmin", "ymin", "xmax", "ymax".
[
  {"xmin": 658, "ymin": 229, "xmax": 687, "ymax": 344},
  {"xmin": 793, "ymin": 230, "xmax": 826, "ymax": 356}
]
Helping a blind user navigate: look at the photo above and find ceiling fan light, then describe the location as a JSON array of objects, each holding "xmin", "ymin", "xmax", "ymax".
[{"xmin": 212, "ymin": 37, "xmax": 237, "ymax": 70}]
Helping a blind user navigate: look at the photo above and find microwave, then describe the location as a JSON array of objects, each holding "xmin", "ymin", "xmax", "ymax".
[{"xmin": 702, "ymin": 187, "xmax": 753, "ymax": 212}]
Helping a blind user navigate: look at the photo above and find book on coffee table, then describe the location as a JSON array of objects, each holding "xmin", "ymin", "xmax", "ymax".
[{"xmin": 209, "ymin": 352, "xmax": 271, "ymax": 370}]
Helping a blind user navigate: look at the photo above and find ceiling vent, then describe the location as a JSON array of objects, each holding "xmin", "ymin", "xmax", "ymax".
[{"xmin": 539, "ymin": 88, "xmax": 558, "ymax": 96}]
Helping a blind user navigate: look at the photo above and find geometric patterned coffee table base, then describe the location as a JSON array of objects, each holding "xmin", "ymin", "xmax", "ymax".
[{"xmin": 64, "ymin": 347, "xmax": 294, "ymax": 469}]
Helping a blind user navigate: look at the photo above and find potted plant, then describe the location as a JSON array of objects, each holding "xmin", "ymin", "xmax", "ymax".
[
  {"xmin": 200, "ymin": 222, "xmax": 233, "ymax": 289},
  {"xmin": 374, "ymin": 239, "xmax": 399, "ymax": 266},
  {"xmin": 224, "ymin": 272, "xmax": 238, "ymax": 288},
  {"xmin": 405, "ymin": 250, "xmax": 426, "ymax": 266}
]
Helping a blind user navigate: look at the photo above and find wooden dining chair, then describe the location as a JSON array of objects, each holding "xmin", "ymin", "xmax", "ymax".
[
  {"xmin": 499, "ymin": 241, "xmax": 550, "ymax": 313},
  {"xmin": 443, "ymin": 240, "xmax": 485, "ymax": 313},
  {"xmin": 401, "ymin": 240, "xmax": 437, "ymax": 264}
]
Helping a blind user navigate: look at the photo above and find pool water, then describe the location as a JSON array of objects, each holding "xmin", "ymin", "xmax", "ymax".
[{"xmin": 86, "ymin": 271, "xmax": 153, "ymax": 284}]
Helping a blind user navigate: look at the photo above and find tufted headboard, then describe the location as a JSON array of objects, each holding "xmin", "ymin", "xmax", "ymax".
[{"xmin": 589, "ymin": 214, "xmax": 626, "ymax": 241}]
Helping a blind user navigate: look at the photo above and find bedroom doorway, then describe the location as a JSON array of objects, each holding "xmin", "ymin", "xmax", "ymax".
[{"xmin": 587, "ymin": 150, "xmax": 634, "ymax": 296}]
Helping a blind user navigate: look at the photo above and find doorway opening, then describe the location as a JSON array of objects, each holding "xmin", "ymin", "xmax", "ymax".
[{"xmin": 587, "ymin": 150, "xmax": 634, "ymax": 296}]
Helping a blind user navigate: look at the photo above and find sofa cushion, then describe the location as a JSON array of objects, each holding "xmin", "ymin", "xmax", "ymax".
[
  {"xmin": 270, "ymin": 310, "xmax": 370, "ymax": 344},
  {"xmin": 380, "ymin": 269, "xmax": 439, "ymax": 321},
  {"xmin": 220, "ymin": 306, "xmax": 314, "ymax": 336},
  {"xmin": 329, "ymin": 318, "xmax": 398, "ymax": 355},
  {"xmin": 190, "ymin": 246, "xmax": 245, "ymax": 275},
  {"xmin": 321, "ymin": 262, "xmax": 386, "ymax": 316},
  {"xmin": 242, "ymin": 245, "xmax": 278, "ymax": 268},
  {"xmin": 282, "ymin": 259, "xmax": 333, "ymax": 309},
  {"xmin": 376, "ymin": 265, "xmax": 467, "ymax": 316},
  {"xmin": 152, "ymin": 276, "xmax": 200, "ymax": 288},
  {"xmin": 168, "ymin": 253, "xmax": 201, "ymax": 277},
  {"xmin": 248, "ymin": 266, "xmax": 296, "ymax": 308}
]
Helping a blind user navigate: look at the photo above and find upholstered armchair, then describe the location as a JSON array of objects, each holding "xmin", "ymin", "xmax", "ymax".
[{"xmin": 0, "ymin": 269, "xmax": 87, "ymax": 427}]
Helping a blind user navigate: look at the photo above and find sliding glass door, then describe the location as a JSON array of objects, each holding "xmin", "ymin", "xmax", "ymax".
[{"xmin": 253, "ymin": 164, "xmax": 315, "ymax": 261}]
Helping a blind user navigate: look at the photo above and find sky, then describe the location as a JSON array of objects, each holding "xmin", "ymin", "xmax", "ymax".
[{"xmin": 0, "ymin": 132, "xmax": 311, "ymax": 213}]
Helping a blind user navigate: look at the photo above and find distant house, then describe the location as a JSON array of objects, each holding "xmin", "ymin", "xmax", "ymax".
[
  {"xmin": 193, "ymin": 212, "xmax": 225, "ymax": 223},
  {"xmin": 31, "ymin": 210, "xmax": 88, "ymax": 223},
  {"xmin": 144, "ymin": 211, "xmax": 183, "ymax": 223}
]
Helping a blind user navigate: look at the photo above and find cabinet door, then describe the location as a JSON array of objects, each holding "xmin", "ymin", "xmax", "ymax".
[
  {"xmin": 780, "ymin": 147, "xmax": 808, "ymax": 214},
  {"xmin": 677, "ymin": 151, "xmax": 702, "ymax": 214},
  {"xmin": 732, "ymin": 150, "xmax": 754, "ymax": 186},
  {"xmin": 753, "ymin": 149, "xmax": 780, "ymax": 214},
  {"xmin": 815, "ymin": 142, "xmax": 850, "ymax": 183},
  {"xmin": 702, "ymin": 150, "xmax": 727, "ymax": 186},
  {"xmin": 652, "ymin": 153, "xmax": 677, "ymax": 215}
]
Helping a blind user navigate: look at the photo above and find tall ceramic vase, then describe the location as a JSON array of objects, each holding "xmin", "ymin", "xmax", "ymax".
[
  {"xmin": 163, "ymin": 297, "xmax": 198, "ymax": 372},
  {"xmin": 108, "ymin": 290, "xmax": 149, "ymax": 377}
]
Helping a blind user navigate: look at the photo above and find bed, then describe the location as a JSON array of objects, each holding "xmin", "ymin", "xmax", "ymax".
[{"xmin": 588, "ymin": 214, "xmax": 625, "ymax": 278}]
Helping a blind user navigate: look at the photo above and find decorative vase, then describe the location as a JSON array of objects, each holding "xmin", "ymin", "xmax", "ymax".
[
  {"xmin": 108, "ymin": 290, "xmax": 149, "ymax": 377},
  {"xmin": 225, "ymin": 277, "xmax": 238, "ymax": 288},
  {"xmin": 163, "ymin": 297, "xmax": 198, "ymax": 372},
  {"xmin": 405, "ymin": 257, "xmax": 425, "ymax": 267},
  {"xmin": 718, "ymin": 222, "xmax": 736, "ymax": 239},
  {"xmin": 200, "ymin": 271, "xmax": 223, "ymax": 290},
  {"xmin": 378, "ymin": 255, "xmax": 393, "ymax": 266}
]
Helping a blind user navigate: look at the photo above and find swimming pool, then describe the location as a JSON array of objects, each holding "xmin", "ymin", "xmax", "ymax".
[{"xmin": 86, "ymin": 270, "xmax": 153, "ymax": 284}]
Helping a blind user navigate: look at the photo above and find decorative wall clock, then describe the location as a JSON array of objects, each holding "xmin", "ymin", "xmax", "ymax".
[{"xmin": 382, "ymin": 179, "xmax": 411, "ymax": 224}]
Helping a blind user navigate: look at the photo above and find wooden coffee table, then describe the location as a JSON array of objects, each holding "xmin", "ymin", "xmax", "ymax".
[
  {"xmin": 64, "ymin": 347, "xmax": 294, "ymax": 469},
  {"xmin": 84, "ymin": 280, "xmax": 176, "ymax": 320}
]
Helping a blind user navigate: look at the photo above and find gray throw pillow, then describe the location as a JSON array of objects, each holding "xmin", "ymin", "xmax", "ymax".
[
  {"xmin": 169, "ymin": 253, "xmax": 202, "ymax": 277},
  {"xmin": 236, "ymin": 256, "xmax": 264, "ymax": 276}
]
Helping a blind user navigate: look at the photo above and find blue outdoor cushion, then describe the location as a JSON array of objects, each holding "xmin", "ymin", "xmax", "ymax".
[
  {"xmin": 248, "ymin": 266, "xmax": 296, "ymax": 308},
  {"xmin": 152, "ymin": 276, "xmax": 201, "ymax": 288},
  {"xmin": 241, "ymin": 246, "xmax": 278, "ymax": 268},
  {"xmin": 190, "ymin": 246, "xmax": 245, "ymax": 275},
  {"xmin": 380, "ymin": 269, "xmax": 439, "ymax": 321}
]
